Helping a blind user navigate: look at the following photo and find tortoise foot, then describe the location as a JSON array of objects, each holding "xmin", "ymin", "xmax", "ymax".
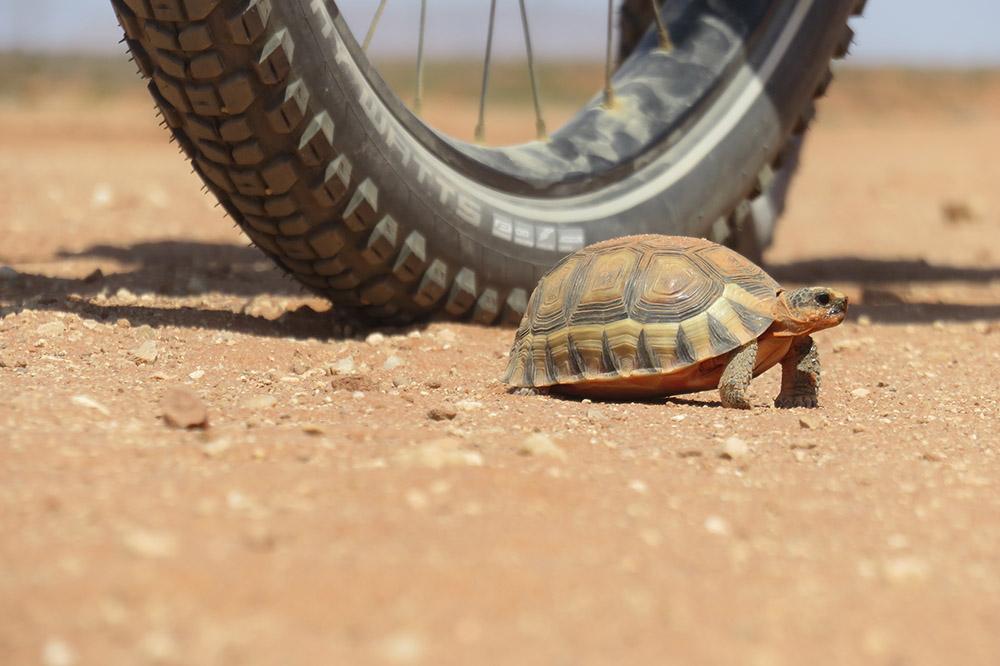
[{"xmin": 774, "ymin": 393, "xmax": 819, "ymax": 409}]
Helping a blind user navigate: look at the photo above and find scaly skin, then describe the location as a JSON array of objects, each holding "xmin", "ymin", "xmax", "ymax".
[
  {"xmin": 775, "ymin": 335, "xmax": 821, "ymax": 408},
  {"xmin": 719, "ymin": 340, "xmax": 758, "ymax": 410}
]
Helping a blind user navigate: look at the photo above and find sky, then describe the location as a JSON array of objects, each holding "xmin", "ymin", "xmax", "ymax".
[{"xmin": 1, "ymin": 0, "xmax": 999, "ymax": 66}]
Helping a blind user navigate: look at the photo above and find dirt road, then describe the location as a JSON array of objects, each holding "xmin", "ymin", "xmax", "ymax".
[{"xmin": 2, "ymin": 67, "xmax": 999, "ymax": 665}]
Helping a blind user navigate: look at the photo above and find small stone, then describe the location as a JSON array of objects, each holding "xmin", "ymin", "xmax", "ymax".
[
  {"xmin": 302, "ymin": 423, "xmax": 326, "ymax": 435},
  {"xmin": 36, "ymin": 321, "xmax": 66, "ymax": 337},
  {"xmin": 115, "ymin": 288, "xmax": 137, "ymax": 305},
  {"xmin": 397, "ymin": 438, "xmax": 484, "ymax": 469},
  {"xmin": 162, "ymin": 387, "xmax": 208, "ymax": 429},
  {"xmin": 91, "ymin": 183, "xmax": 114, "ymax": 208},
  {"xmin": 201, "ymin": 437, "xmax": 232, "ymax": 457},
  {"xmin": 585, "ymin": 407, "xmax": 604, "ymax": 421},
  {"xmin": 518, "ymin": 433, "xmax": 567, "ymax": 460},
  {"xmin": 71, "ymin": 395, "xmax": 110, "ymax": 417},
  {"xmin": 436, "ymin": 328, "xmax": 457, "ymax": 343},
  {"xmin": 365, "ymin": 332, "xmax": 386, "ymax": 345},
  {"xmin": 941, "ymin": 199, "xmax": 975, "ymax": 224},
  {"xmin": 455, "ymin": 399, "xmax": 483, "ymax": 412},
  {"xmin": 83, "ymin": 268, "xmax": 104, "ymax": 283},
  {"xmin": 798, "ymin": 414, "xmax": 825, "ymax": 430},
  {"xmin": 833, "ymin": 339, "xmax": 862, "ymax": 353},
  {"xmin": 850, "ymin": 388, "xmax": 871, "ymax": 399},
  {"xmin": 628, "ymin": 479, "xmax": 649, "ymax": 495},
  {"xmin": 427, "ymin": 407, "xmax": 457, "ymax": 421},
  {"xmin": 883, "ymin": 556, "xmax": 930, "ymax": 583},
  {"xmin": 130, "ymin": 340, "xmax": 158, "ymax": 364},
  {"xmin": 383, "ymin": 355, "xmax": 404, "ymax": 371},
  {"xmin": 331, "ymin": 356, "xmax": 355, "ymax": 374},
  {"xmin": 857, "ymin": 314, "xmax": 872, "ymax": 327},
  {"xmin": 42, "ymin": 638, "xmax": 76, "ymax": 666},
  {"xmin": 704, "ymin": 515, "xmax": 730, "ymax": 536},
  {"xmin": 122, "ymin": 528, "xmax": 177, "ymax": 559},
  {"xmin": 81, "ymin": 319, "xmax": 99, "ymax": 330},
  {"xmin": 719, "ymin": 436, "xmax": 749, "ymax": 460},
  {"xmin": 188, "ymin": 369, "xmax": 205, "ymax": 380},
  {"xmin": 289, "ymin": 352, "xmax": 310, "ymax": 375},
  {"xmin": 852, "ymin": 424, "xmax": 867, "ymax": 433},
  {"xmin": 242, "ymin": 395, "xmax": 277, "ymax": 410},
  {"xmin": 671, "ymin": 414, "xmax": 687, "ymax": 422},
  {"xmin": 352, "ymin": 391, "xmax": 365, "ymax": 400}
]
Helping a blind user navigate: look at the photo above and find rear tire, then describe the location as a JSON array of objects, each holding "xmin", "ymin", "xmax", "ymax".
[{"xmin": 111, "ymin": 0, "xmax": 862, "ymax": 324}]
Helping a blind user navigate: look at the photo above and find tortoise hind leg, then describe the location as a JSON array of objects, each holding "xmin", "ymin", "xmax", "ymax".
[
  {"xmin": 775, "ymin": 335, "xmax": 820, "ymax": 408},
  {"xmin": 719, "ymin": 340, "xmax": 758, "ymax": 409}
]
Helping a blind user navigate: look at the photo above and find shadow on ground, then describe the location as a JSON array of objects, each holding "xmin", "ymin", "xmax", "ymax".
[{"xmin": 3, "ymin": 243, "xmax": 1000, "ymax": 335}]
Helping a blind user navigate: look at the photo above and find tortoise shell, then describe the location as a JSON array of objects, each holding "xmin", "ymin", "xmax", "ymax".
[{"xmin": 503, "ymin": 235, "xmax": 782, "ymax": 394}]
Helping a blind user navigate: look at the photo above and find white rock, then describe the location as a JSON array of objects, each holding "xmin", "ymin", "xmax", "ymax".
[
  {"xmin": 518, "ymin": 433, "xmax": 567, "ymax": 460},
  {"xmin": 671, "ymin": 414, "xmax": 687, "ymax": 422},
  {"xmin": 850, "ymin": 388, "xmax": 871, "ymax": 399},
  {"xmin": 188, "ymin": 369, "xmax": 205, "ymax": 380},
  {"xmin": 883, "ymin": 556, "xmax": 930, "ymax": 583},
  {"xmin": 115, "ymin": 287, "xmax": 137, "ymax": 305},
  {"xmin": 122, "ymin": 528, "xmax": 177, "ymax": 559},
  {"xmin": 90, "ymin": 183, "xmax": 114, "ymax": 208},
  {"xmin": 455, "ymin": 399, "xmax": 483, "ymax": 412},
  {"xmin": 131, "ymin": 340, "xmax": 158, "ymax": 364},
  {"xmin": 719, "ymin": 436, "xmax": 749, "ymax": 459},
  {"xmin": 36, "ymin": 321, "xmax": 66, "ymax": 337},
  {"xmin": 332, "ymin": 356, "xmax": 355, "ymax": 374},
  {"xmin": 628, "ymin": 479, "xmax": 649, "ymax": 495},
  {"xmin": 242, "ymin": 395, "xmax": 277, "ymax": 410},
  {"xmin": 71, "ymin": 395, "xmax": 110, "ymax": 416},
  {"xmin": 397, "ymin": 438, "xmax": 484, "ymax": 469},
  {"xmin": 704, "ymin": 515, "xmax": 731, "ymax": 536},
  {"xmin": 365, "ymin": 332, "xmax": 386, "ymax": 345},
  {"xmin": 436, "ymin": 328, "xmax": 457, "ymax": 343},
  {"xmin": 352, "ymin": 391, "xmax": 366, "ymax": 400},
  {"xmin": 42, "ymin": 638, "xmax": 76, "ymax": 666},
  {"xmin": 383, "ymin": 355, "xmax": 404, "ymax": 371}
]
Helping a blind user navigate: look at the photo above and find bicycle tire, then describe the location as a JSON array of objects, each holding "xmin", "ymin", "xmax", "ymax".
[{"xmin": 111, "ymin": 0, "xmax": 864, "ymax": 324}]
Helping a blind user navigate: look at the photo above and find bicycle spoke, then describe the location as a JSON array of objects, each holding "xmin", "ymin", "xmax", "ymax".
[
  {"xmin": 650, "ymin": 0, "xmax": 673, "ymax": 51},
  {"xmin": 414, "ymin": 0, "xmax": 428, "ymax": 115},
  {"xmin": 474, "ymin": 0, "xmax": 499, "ymax": 143},
  {"xmin": 362, "ymin": 0, "xmax": 388, "ymax": 52},
  {"xmin": 518, "ymin": 0, "xmax": 547, "ymax": 140},
  {"xmin": 604, "ymin": 0, "xmax": 615, "ymax": 107}
]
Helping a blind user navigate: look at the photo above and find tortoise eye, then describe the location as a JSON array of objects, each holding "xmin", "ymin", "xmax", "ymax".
[{"xmin": 814, "ymin": 292, "xmax": 831, "ymax": 306}]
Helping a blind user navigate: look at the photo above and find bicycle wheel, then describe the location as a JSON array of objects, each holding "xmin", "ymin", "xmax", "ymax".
[{"xmin": 111, "ymin": 0, "xmax": 863, "ymax": 324}]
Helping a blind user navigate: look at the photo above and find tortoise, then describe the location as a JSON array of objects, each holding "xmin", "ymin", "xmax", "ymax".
[{"xmin": 503, "ymin": 235, "xmax": 848, "ymax": 409}]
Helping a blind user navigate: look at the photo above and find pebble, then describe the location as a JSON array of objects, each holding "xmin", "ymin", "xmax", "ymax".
[
  {"xmin": 397, "ymin": 438, "xmax": 484, "ymax": 469},
  {"xmin": 71, "ymin": 394, "xmax": 110, "ymax": 417},
  {"xmin": 456, "ymin": 399, "xmax": 483, "ymax": 412},
  {"xmin": 42, "ymin": 638, "xmax": 76, "ymax": 666},
  {"xmin": 518, "ymin": 433, "xmax": 567, "ymax": 460},
  {"xmin": 130, "ymin": 340, "xmax": 159, "ymax": 364},
  {"xmin": 883, "ymin": 556, "xmax": 930, "ymax": 584},
  {"xmin": 427, "ymin": 407, "xmax": 458, "ymax": 421},
  {"xmin": 161, "ymin": 387, "xmax": 208, "ymax": 429},
  {"xmin": 201, "ymin": 437, "xmax": 232, "ymax": 457},
  {"xmin": 242, "ymin": 395, "xmax": 277, "ymax": 410},
  {"xmin": 628, "ymin": 479, "xmax": 649, "ymax": 495},
  {"xmin": 36, "ymin": 321, "xmax": 66, "ymax": 337},
  {"xmin": 365, "ymin": 332, "xmax": 386, "ymax": 346},
  {"xmin": 798, "ymin": 414, "xmax": 825, "ymax": 430},
  {"xmin": 122, "ymin": 528, "xmax": 177, "ymax": 559},
  {"xmin": 352, "ymin": 391, "xmax": 365, "ymax": 400},
  {"xmin": 858, "ymin": 314, "xmax": 872, "ymax": 327},
  {"xmin": 671, "ymin": 414, "xmax": 687, "ymax": 422},
  {"xmin": 850, "ymin": 388, "xmax": 871, "ymax": 399},
  {"xmin": 383, "ymin": 355, "xmax": 404, "ymax": 371},
  {"xmin": 586, "ymin": 407, "xmax": 604, "ymax": 421},
  {"xmin": 332, "ymin": 357, "xmax": 355, "ymax": 374},
  {"xmin": 436, "ymin": 328, "xmax": 457, "ymax": 343},
  {"xmin": 188, "ymin": 369, "xmax": 205, "ymax": 380},
  {"xmin": 718, "ymin": 436, "xmax": 749, "ymax": 460},
  {"xmin": 704, "ymin": 515, "xmax": 730, "ymax": 536},
  {"xmin": 115, "ymin": 287, "xmax": 137, "ymax": 305}
]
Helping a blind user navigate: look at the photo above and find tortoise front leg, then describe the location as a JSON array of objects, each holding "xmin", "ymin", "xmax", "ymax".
[
  {"xmin": 775, "ymin": 335, "xmax": 821, "ymax": 408},
  {"xmin": 719, "ymin": 340, "xmax": 758, "ymax": 409}
]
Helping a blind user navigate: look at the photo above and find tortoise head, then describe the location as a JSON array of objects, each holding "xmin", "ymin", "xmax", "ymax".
[{"xmin": 770, "ymin": 287, "xmax": 849, "ymax": 337}]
